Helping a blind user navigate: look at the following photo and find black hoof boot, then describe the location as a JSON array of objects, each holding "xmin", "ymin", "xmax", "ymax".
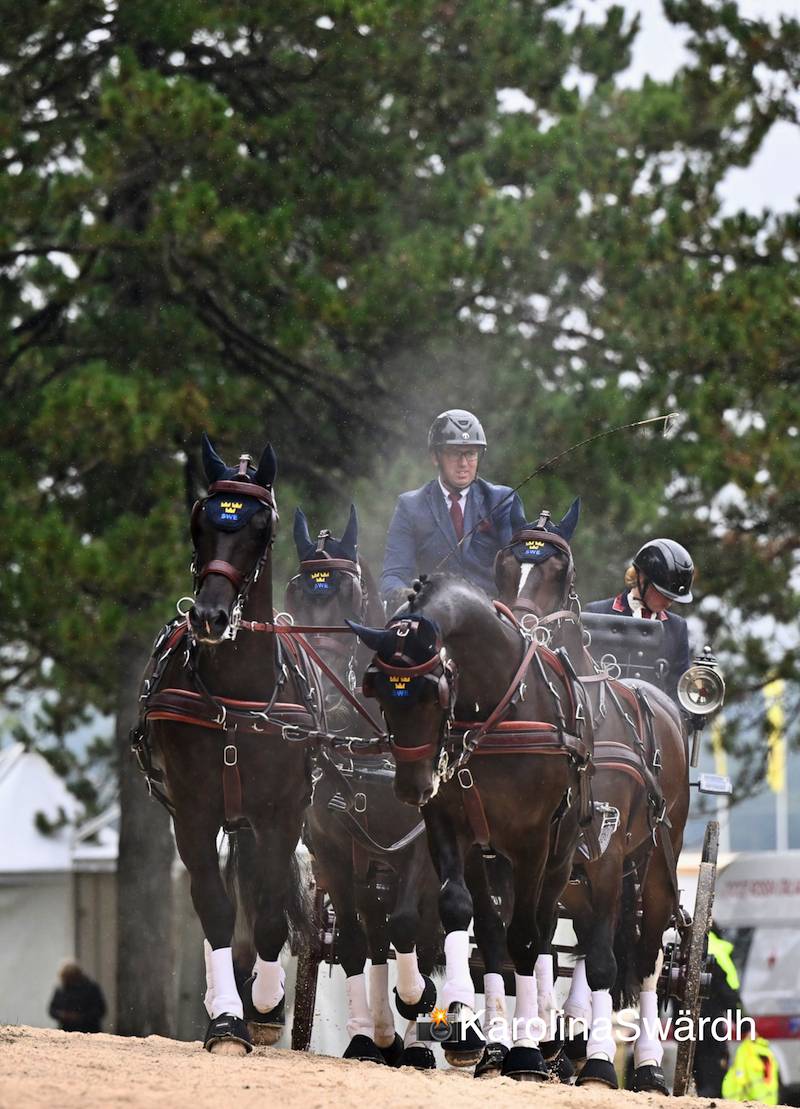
[
  {"xmin": 203, "ymin": 1013, "xmax": 253, "ymax": 1053},
  {"xmin": 547, "ymin": 1049, "xmax": 575, "ymax": 1083},
  {"xmin": 540, "ymin": 1037, "xmax": 562, "ymax": 1061},
  {"xmin": 502, "ymin": 1045, "xmax": 549, "ymax": 1081},
  {"xmin": 632, "ymin": 1064, "xmax": 669, "ymax": 1095},
  {"xmin": 241, "ymin": 978, "xmax": 285, "ymax": 1045},
  {"xmin": 343, "ymin": 1034, "xmax": 386, "ymax": 1064},
  {"xmin": 563, "ymin": 1030, "xmax": 589, "ymax": 1062},
  {"xmin": 576, "ymin": 1057, "xmax": 618, "ymax": 1088},
  {"xmin": 400, "ymin": 1044, "xmax": 436, "ymax": 1070},
  {"xmin": 378, "ymin": 1033, "xmax": 405, "ymax": 1067},
  {"xmin": 394, "ymin": 975, "xmax": 437, "ymax": 1020},
  {"xmin": 474, "ymin": 1042, "xmax": 508, "ymax": 1078},
  {"xmin": 442, "ymin": 1003, "xmax": 486, "ymax": 1068}
]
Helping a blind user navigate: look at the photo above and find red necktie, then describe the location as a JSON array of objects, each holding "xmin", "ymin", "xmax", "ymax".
[{"xmin": 448, "ymin": 492, "xmax": 464, "ymax": 541}]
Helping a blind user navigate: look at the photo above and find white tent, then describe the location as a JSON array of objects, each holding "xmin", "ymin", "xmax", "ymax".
[{"xmin": 0, "ymin": 743, "xmax": 81, "ymax": 1027}]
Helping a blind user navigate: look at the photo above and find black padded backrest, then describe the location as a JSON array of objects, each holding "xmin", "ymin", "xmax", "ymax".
[{"xmin": 581, "ymin": 612, "xmax": 669, "ymax": 685}]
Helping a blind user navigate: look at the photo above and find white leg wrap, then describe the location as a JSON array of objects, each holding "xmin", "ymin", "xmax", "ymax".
[
  {"xmin": 484, "ymin": 972, "xmax": 510, "ymax": 1046},
  {"xmin": 203, "ymin": 939, "xmax": 215, "ymax": 1018},
  {"xmin": 251, "ymin": 956, "xmax": 285, "ymax": 1014},
  {"xmin": 635, "ymin": 950, "xmax": 665, "ymax": 1067},
  {"xmin": 564, "ymin": 957, "xmax": 592, "ymax": 1033},
  {"xmin": 209, "ymin": 947, "xmax": 243, "ymax": 1019},
  {"xmin": 513, "ymin": 973, "xmax": 541, "ymax": 1048},
  {"xmin": 369, "ymin": 963, "xmax": 396, "ymax": 1048},
  {"xmin": 535, "ymin": 953, "xmax": 556, "ymax": 1028},
  {"xmin": 395, "ymin": 948, "xmax": 425, "ymax": 1007},
  {"xmin": 586, "ymin": 988, "xmax": 615, "ymax": 1063},
  {"xmin": 346, "ymin": 973, "xmax": 375, "ymax": 1041},
  {"xmin": 635, "ymin": 990, "xmax": 664, "ymax": 1067},
  {"xmin": 441, "ymin": 931, "xmax": 475, "ymax": 1008}
]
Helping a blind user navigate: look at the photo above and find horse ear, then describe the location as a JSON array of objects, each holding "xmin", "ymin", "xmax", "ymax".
[
  {"xmin": 559, "ymin": 497, "xmax": 581, "ymax": 541},
  {"xmin": 341, "ymin": 504, "xmax": 358, "ymax": 561},
  {"xmin": 254, "ymin": 442, "xmax": 277, "ymax": 488},
  {"xmin": 293, "ymin": 508, "xmax": 314, "ymax": 559},
  {"xmin": 202, "ymin": 432, "xmax": 227, "ymax": 484},
  {"xmin": 345, "ymin": 620, "xmax": 388, "ymax": 652}
]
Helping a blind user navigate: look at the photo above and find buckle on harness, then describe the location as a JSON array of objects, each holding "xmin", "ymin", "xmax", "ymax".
[
  {"xmin": 223, "ymin": 744, "xmax": 238, "ymax": 767},
  {"xmin": 457, "ymin": 768, "xmax": 474, "ymax": 790},
  {"xmin": 354, "ymin": 792, "xmax": 367, "ymax": 814}
]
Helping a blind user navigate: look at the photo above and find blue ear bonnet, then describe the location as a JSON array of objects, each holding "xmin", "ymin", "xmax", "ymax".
[
  {"xmin": 376, "ymin": 614, "xmax": 441, "ymax": 665},
  {"xmin": 296, "ymin": 567, "xmax": 343, "ymax": 596},
  {"xmin": 511, "ymin": 498, "xmax": 581, "ymax": 564},
  {"xmin": 205, "ymin": 492, "xmax": 265, "ymax": 531}
]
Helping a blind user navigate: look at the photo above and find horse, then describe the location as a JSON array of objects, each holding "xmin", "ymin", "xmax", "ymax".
[
  {"xmin": 284, "ymin": 506, "xmax": 441, "ymax": 1068},
  {"xmin": 134, "ymin": 435, "xmax": 315, "ymax": 1054},
  {"xmin": 494, "ymin": 500, "xmax": 690, "ymax": 1093},
  {"xmin": 349, "ymin": 573, "xmax": 594, "ymax": 1080}
]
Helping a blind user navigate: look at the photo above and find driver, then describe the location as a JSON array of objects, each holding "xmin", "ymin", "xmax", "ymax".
[
  {"xmin": 380, "ymin": 409, "xmax": 526, "ymax": 610},
  {"xmin": 584, "ymin": 538, "xmax": 693, "ymax": 702}
]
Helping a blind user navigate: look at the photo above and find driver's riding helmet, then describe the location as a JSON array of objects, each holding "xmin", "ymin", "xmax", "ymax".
[
  {"xmin": 427, "ymin": 409, "xmax": 488, "ymax": 453},
  {"xmin": 633, "ymin": 538, "xmax": 694, "ymax": 603}
]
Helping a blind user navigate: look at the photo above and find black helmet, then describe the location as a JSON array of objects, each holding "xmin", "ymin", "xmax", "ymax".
[
  {"xmin": 633, "ymin": 539, "xmax": 694, "ymax": 603},
  {"xmin": 427, "ymin": 409, "xmax": 487, "ymax": 452}
]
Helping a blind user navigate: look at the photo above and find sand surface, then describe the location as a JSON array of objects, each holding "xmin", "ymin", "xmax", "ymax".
[{"xmin": 0, "ymin": 1024, "xmax": 772, "ymax": 1109}]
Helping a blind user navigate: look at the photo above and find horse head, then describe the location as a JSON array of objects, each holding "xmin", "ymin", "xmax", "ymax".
[
  {"xmin": 495, "ymin": 498, "xmax": 580, "ymax": 620},
  {"xmin": 189, "ymin": 433, "xmax": 278, "ymax": 643},
  {"xmin": 348, "ymin": 608, "xmax": 455, "ymax": 806},
  {"xmin": 286, "ymin": 505, "xmax": 364, "ymax": 629}
]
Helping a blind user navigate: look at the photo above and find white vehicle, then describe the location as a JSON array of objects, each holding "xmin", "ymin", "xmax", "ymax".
[{"xmin": 714, "ymin": 850, "xmax": 800, "ymax": 1104}]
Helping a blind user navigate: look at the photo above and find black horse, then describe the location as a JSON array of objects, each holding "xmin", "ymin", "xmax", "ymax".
[
  {"xmin": 135, "ymin": 436, "xmax": 314, "ymax": 1054},
  {"xmin": 350, "ymin": 574, "xmax": 593, "ymax": 1080},
  {"xmin": 495, "ymin": 502, "xmax": 689, "ymax": 1092},
  {"xmin": 287, "ymin": 507, "xmax": 440, "ymax": 1067}
]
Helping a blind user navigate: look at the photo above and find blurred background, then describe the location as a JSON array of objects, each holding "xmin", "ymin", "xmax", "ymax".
[{"xmin": 1, "ymin": 0, "xmax": 799, "ymax": 1049}]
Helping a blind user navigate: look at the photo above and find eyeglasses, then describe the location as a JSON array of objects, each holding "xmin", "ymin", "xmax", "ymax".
[{"xmin": 441, "ymin": 448, "xmax": 480, "ymax": 462}]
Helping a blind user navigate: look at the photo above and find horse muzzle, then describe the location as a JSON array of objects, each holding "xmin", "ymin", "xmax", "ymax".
[{"xmin": 189, "ymin": 602, "xmax": 230, "ymax": 644}]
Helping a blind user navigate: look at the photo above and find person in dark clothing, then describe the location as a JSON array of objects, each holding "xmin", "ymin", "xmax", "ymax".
[
  {"xmin": 584, "ymin": 538, "xmax": 694, "ymax": 702},
  {"xmin": 48, "ymin": 961, "xmax": 107, "ymax": 1033}
]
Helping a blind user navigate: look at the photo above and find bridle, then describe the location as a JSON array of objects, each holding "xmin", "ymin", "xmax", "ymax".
[
  {"xmin": 187, "ymin": 474, "xmax": 279, "ymax": 641},
  {"xmin": 361, "ymin": 619, "xmax": 458, "ymax": 764},
  {"xmin": 504, "ymin": 527, "xmax": 580, "ymax": 633}
]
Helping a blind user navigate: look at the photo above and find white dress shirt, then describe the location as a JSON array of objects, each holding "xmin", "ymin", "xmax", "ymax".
[{"xmin": 438, "ymin": 478, "xmax": 470, "ymax": 512}]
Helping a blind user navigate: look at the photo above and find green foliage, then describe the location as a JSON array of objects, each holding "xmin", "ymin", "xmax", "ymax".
[{"xmin": 0, "ymin": 0, "xmax": 798, "ymax": 794}]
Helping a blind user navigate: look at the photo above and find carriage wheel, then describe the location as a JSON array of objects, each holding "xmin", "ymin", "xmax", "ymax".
[
  {"xmin": 672, "ymin": 821, "xmax": 719, "ymax": 1097},
  {"xmin": 291, "ymin": 887, "xmax": 325, "ymax": 1051}
]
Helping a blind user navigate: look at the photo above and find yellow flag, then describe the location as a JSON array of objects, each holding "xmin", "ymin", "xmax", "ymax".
[
  {"xmin": 765, "ymin": 679, "xmax": 786, "ymax": 794},
  {"xmin": 711, "ymin": 717, "xmax": 727, "ymax": 778}
]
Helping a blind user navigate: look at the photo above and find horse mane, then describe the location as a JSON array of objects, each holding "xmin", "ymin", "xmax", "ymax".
[{"xmin": 407, "ymin": 573, "xmax": 487, "ymax": 612}]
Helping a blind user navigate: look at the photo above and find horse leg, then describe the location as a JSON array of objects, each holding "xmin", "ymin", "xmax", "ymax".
[
  {"xmin": 354, "ymin": 880, "xmax": 405, "ymax": 1066},
  {"xmin": 174, "ymin": 819, "xmax": 250, "ymax": 1054},
  {"xmin": 424, "ymin": 804, "xmax": 484, "ymax": 1068},
  {"xmin": 385, "ymin": 846, "xmax": 437, "ymax": 1069},
  {"xmin": 468, "ymin": 849, "xmax": 512, "ymax": 1078},
  {"xmin": 629, "ymin": 849, "xmax": 674, "ymax": 1095},
  {"xmin": 574, "ymin": 851, "xmax": 624, "ymax": 1089},
  {"xmin": 501, "ymin": 842, "xmax": 550, "ymax": 1081}
]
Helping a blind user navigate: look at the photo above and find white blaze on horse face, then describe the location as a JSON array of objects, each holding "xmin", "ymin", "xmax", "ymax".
[{"xmin": 518, "ymin": 562, "xmax": 534, "ymax": 594}]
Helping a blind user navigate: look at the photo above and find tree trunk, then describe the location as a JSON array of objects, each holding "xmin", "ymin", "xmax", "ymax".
[{"xmin": 115, "ymin": 634, "xmax": 175, "ymax": 1037}]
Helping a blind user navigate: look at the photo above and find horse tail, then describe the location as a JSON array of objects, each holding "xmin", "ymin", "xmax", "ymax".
[
  {"xmin": 224, "ymin": 830, "xmax": 314, "ymax": 966},
  {"xmin": 611, "ymin": 868, "xmax": 640, "ymax": 1009}
]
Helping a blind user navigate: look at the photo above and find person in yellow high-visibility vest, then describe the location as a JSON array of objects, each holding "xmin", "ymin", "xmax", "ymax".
[
  {"xmin": 722, "ymin": 1036, "xmax": 780, "ymax": 1104},
  {"xmin": 694, "ymin": 927, "xmax": 744, "ymax": 1097}
]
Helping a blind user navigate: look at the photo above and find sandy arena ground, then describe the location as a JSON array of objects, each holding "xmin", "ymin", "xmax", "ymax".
[{"xmin": 0, "ymin": 1024, "xmax": 776, "ymax": 1109}]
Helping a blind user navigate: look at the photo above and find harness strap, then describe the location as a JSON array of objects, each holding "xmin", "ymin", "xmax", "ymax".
[
  {"xmin": 283, "ymin": 630, "xmax": 385, "ymax": 735},
  {"xmin": 300, "ymin": 558, "xmax": 361, "ymax": 574},
  {"xmin": 222, "ymin": 738, "xmax": 243, "ymax": 823},
  {"xmin": 457, "ymin": 769, "xmax": 491, "ymax": 847},
  {"xmin": 199, "ymin": 560, "xmax": 245, "ymax": 589}
]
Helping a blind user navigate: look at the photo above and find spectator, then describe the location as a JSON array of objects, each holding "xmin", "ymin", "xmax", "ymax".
[{"xmin": 48, "ymin": 961, "xmax": 107, "ymax": 1033}]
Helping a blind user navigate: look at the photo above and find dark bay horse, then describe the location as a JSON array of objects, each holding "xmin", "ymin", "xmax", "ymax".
[
  {"xmin": 286, "ymin": 507, "xmax": 440, "ymax": 1068},
  {"xmin": 495, "ymin": 502, "xmax": 689, "ymax": 1093},
  {"xmin": 135, "ymin": 435, "xmax": 314, "ymax": 1054},
  {"xmin": 350, "ymin": 575, "xmax": 593, "ymax": 1080}
]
